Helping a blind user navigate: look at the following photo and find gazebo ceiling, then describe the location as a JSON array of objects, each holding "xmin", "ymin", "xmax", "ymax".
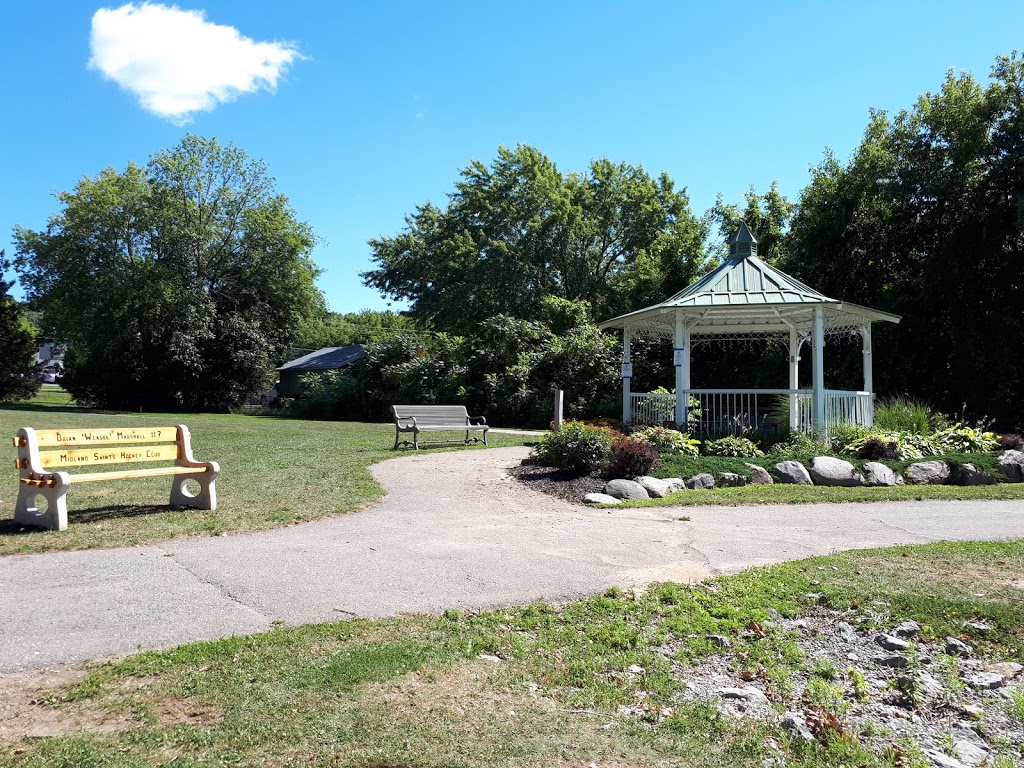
[{"xmin": 599, "ymin": 222, "xmax": 900, "ymax": 338}]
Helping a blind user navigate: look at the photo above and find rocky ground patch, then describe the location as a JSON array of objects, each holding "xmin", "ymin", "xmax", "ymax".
[{"xmin": 630, "ymin": 605, "xmax": 1024, "ymax": 767}]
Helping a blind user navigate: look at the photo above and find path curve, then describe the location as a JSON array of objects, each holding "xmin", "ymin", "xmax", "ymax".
[{"xmin": 2, "ymin": 446, "xmax": 1023, "ymax": 672}]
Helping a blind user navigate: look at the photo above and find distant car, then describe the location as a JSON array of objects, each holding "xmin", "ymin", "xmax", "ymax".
[
  {"xmin": 40, "ymin": 365, "xmax": 60, "ymax": 384},
  {"xmin": 259, "ymin": 382, "xmax": 281, "ymax": 408}
]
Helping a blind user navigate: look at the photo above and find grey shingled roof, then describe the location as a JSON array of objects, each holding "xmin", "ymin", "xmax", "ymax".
[{"xmin": 277, "ymin": 345, "xmax": 365, "ymax": 373}]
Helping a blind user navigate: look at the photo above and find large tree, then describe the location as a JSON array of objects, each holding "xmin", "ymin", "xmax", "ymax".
[
  {"xmin": 783, "ymin": 54, "xmax": 1024, "ymax": 429},
  {"xmin": 15, "ymin": 135, "xmax": 323, "ymax": 411},
  {"xmin": 363, "ymin": 145, "xmax": 710, "ymax": 333},
  {"xmin": 0, "ymin": 251, "xmax": 41, "ymax": 403}
]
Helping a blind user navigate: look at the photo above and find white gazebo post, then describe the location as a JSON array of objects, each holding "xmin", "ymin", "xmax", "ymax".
[
  {"xmin": 674, "ymin": 309, "xmax": 689, "ymax": 426},
  {"xmin": 861, "ymin": 325, "xmax": 873, "ymax": 426},
  {"xmin": 621, "ymin": 327, "xmax": 632, "ymax": 424},
  {"xmin": 812, "ymin": 306, "xmax": 826, "ymax": 434},
  {"xmin": 788, "ymin": 326, "xmax": 800, "ymax": 430}
]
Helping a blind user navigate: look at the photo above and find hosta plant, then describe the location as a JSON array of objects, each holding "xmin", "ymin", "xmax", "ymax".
[
  {"xmin": 841, "ymin": 431, "xmax": 937, "ymax": 461},
  {"xmin": 929, "ymin": 424, "xmax": 999, "ymax": 454},
  {"xmin": 703, "ymin": 436, "xmax": 765, "ymax": 458},
  {"xmin": 630, "ymin": 426, "xmax": 700, "ymax": 457}
]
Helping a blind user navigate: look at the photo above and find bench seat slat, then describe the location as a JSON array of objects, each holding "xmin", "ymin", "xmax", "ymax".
[
  {"xmin": 20, "ymin": 466, "xmax": 209, "ymax": 486},
  {"xmin": 69, "ymin": 466, "xmax": 208, "ymax": 483}
]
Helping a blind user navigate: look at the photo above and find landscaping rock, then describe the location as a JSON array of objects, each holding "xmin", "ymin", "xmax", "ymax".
[
  {"xmin": 635, "ymin": 476, "xmax": 673, "ymax": 498},
  {"xmin": 718, "ymin": 472, "xmax": 746, "ymax": 487},
  {"xmin": 663, "ymin": 477, "xmax": 688, "ymax": 493},
  {"xmin": 604, "ymin": 479, "xmax": 649, "ymax": 500},
  {"xmin": 893, "ymin": 620, "xmax": 922, "ymax": 638},
  {"xmin": 945, "ymin": 636, "xmax": 973, "ymax": 656},
  {"xmin": 964, "ymin": 672, "xmax": 1004, "ymax": 690},
  {"xmin": 924, "ymin": 749, "xmax": 968, "ymax": 768},
  {"xmin": 953, "ymin": 740, "xmax": 988, "ymax": 767},
  {"xmin": 863, "ymin": 461, "xmax": 903, "ymax": 487},
  {"xmin": 774, "ymin": 460, "xmax": 812, "ymax": 485},
  {"xmin": 583, "ymin": 493, "xmax": 622, "ymax": 505},
  {"xmin": 984, "ymin": 661, "xmax": 1022, "ymax": 679},
  {"xmin": 906, "ymin": 461, "xmax": 951, "ymax": 485},
  {"xmin": 780, "ymin": 711, "xmax": 815, "ymax": 741},
  {"xmin": 876, "ymin": 633, "xmax": 911, "ymax": 651},
  {"xmin": 997, "ymin": 450, "xmax": 1024, "ymax": 482},
  {"xmin": 809, "ymin": 456, "xmax": 865, "ymax": 486},
  {"xmin": 687, "ymin": 473, "xmax": 715, "ymax": 490},
  {"xmin": 717, "ymin": 686, "xmax": 769, "ymax": 708},
  {"xmin": 836, "ymin": 622, "xmax": 859, "ymax": 643},
  {"xmin": 954, "ymin": 463, "xmax": 995, "ymax": 486},
  {"xmin": 707, "ymin": 634, "xmax": 732, "ymax": 648},
  {"xmin": 745, "ymin": 463, "xmax": 773, "ymax": 485},
  {"xmin": 875, "ymin": 654, "xmax": 910, "ymax": 668}
]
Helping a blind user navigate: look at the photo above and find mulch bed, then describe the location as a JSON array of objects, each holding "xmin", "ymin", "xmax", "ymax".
[{"xmin": 506, "ymin": 463, "xmax": 604, "ymax": 503}]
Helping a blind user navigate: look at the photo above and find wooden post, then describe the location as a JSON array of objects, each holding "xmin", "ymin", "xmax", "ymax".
[
  {"xmin": 812, "ymin": 306, "xmax": 826, "ymax": 435},
  {"xmin": 621, "ymin": 329, "xmax": 632, "ymax": 424},
  {"xmin": 553, "ymin": 389, "xmax": 564, "ymax": 430}
]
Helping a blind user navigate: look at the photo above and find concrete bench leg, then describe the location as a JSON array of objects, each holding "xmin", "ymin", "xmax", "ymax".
[
  {"xmin": 169, "ymin": 469, "xmax": 218, "ymax": 510},
  {"xmin": 14, "ymin": 479, "xmax": 69, "ymax": 532}
]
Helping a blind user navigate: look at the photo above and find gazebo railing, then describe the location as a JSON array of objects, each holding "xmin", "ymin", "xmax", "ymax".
[
  {"xmin": 823, "ymin": 390, "xmax": 874, "ymax": 431},
  {"xmin": 629, "ymin": 389, "xmax": 873, "ymax": 434}
]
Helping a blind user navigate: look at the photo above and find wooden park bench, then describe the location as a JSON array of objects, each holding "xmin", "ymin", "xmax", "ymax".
[
  {"xmin": 391, "ymin": 405, "xmax": 488, "ymax": 450},
  {"xmin": 12, "ymin": 425, "xmax": 220, "ymax": 531}
]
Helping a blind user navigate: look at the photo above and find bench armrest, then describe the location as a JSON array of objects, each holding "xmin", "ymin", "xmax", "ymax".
[
  {"xmin": 396, "ymin": 416, "xmax": 418, "ymax": 428},
  {"xmin": 468, "ymin": 415, "xmax": 487, "ymax": 426}
]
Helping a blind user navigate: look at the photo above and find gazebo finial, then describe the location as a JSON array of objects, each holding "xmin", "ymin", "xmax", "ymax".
[{"xmin": 729, "ymin": 221, "xmax": 758, "ymax": 260}]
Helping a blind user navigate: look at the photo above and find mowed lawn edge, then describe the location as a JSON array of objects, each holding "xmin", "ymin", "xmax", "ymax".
[
  {"xmin": 0, "ymin": 403, "xmax": 534, "ymax": 557},
  {"xmin": 1, "ymin": 540, "xmax": 1021, "ymax": 767}
]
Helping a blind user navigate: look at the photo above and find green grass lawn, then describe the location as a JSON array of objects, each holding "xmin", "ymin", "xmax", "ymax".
[
  {"xmin": 0, "ymin": 390, "xmax": 534, "ymax": 556},
  {"xmin": 3, "ymin": 540, "xmax": 1021, "ymax": 767}
]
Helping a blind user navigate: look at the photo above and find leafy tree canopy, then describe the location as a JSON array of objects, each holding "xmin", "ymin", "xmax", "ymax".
[
  {"xmin": 14, "ymin": 135, "xmax": 323, "ymax": 411},
  {"xmin": 363, "ymin": 144, "xmax": 711, "ymax": 333},
  {"xmin": 0, "ymin": 251, "xmax": 41, "ymax": 403},
  {"xmin": 709, "ymin": 181, "xmax": 795, "ymax": 264},
  {"xmin": 292, "ymin": 297, "xmax": 620, "ymax": 427},
  {"xmin": 294, "ymin": 309, "xmax": 423, "ymax": 349},
  {"xmin": 782, "ymin": 53, "xmax": 1024, "ymax": 429}
]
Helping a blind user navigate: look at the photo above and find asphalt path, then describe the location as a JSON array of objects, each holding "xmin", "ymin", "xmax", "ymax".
[{"xmin": 2, "ymin": 447, "xmax": 1023, "ymax": 672}]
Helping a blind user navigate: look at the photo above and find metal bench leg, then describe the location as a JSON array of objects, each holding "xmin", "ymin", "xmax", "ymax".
[
  {"xmin": 393, "ymin": 427, "xmax": 401, "ymax": 450},
  {"xmin": 413, "ymin": 431, "xmax": 419, "ymax": 450},
  {"xmin": 14, "ymin": 480, "xmax": 69, "ymax": 532}
]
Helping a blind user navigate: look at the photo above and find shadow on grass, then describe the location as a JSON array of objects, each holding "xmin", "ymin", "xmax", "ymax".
[
  {"xmin": 0, "ymin": 504, "xmax": 182, "ymax": 535},
  {"xmin": 0, "ymin": 402, "xmax": 118, "ymax": 415}
]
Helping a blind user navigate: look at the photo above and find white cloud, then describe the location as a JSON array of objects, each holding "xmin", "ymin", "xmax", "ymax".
[{"xmin": 89, "ymin": 3, "xmax": 302, "ymax": 124}]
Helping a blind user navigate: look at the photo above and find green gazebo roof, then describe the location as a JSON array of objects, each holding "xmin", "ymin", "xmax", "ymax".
[{"xmin": 599, "ymin": 223, "xmax": 900, "ymax": 338}]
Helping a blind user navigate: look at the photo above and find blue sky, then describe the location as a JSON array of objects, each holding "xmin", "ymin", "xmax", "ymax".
[{"xmin": 2, "ymin": 1, "xmax": 1021, "ymax": 313}]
